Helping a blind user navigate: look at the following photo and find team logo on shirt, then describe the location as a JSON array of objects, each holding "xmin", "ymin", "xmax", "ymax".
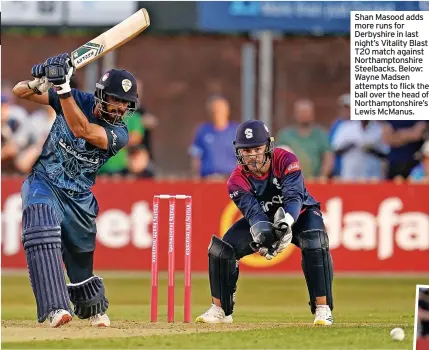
[
  {"xmin": 229, "ymin": 191, "xmax": 239, "ymax": 199},
  {"xmin": 273, "ymin": 178, "xmax": 282, "ymax": 190},
  {"xmin": 284, "ymin": 161, "xmax": 301, "ymax": 175},
  {"xmin": 110, "ymin": 130, "xmax": 118, "ymax": 147},
  {"xmin": 58, "ymin": 138, "xmax": 99, "ymax": 165},
  {"xmin": 260, "ymin": 194, "xmax": 284, "ymax": 212}
]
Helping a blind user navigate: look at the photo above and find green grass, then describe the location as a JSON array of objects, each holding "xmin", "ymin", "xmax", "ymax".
[{"xmin": 1, "ymin": 273, "xmax": 420, "ymax": 349}]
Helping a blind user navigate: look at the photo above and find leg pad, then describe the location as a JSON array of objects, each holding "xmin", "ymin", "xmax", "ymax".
[
  {"xmin": 208, "ymin": 235, "xmax": 239, "ymax": 316},
  {"xmin": 298, "ymin": 230, "xmax": 334, "ymax": 314}
]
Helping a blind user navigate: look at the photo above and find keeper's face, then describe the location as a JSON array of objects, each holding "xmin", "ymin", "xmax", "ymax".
[{"xmin": 239, "ymin": 145, "xmax": 267, "ymax": 171}]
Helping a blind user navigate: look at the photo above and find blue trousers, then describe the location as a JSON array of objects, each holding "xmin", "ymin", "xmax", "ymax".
[{"xmin": 21, "ymin": 172, "xmax": 99, "ymax": 283}]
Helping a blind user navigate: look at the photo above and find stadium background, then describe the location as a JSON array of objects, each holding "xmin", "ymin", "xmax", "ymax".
[
  {"xmin": 2, "ymin": 2, "xmax": 428, "ymax": 348},
  {"xmin": 2, "ymin": 0, "xmax": 427, "ymax": 274}
]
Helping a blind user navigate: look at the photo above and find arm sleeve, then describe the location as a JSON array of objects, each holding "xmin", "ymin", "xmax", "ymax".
[
  {"xmin": 278, "ymin": 153, "xmax": 305, "ymax": 222},
  {"xmin": 48, "ymin": 88, "xmax": 62, "ymax": 114},
  {"xmin": 103, "ymin": 125, "xmax": 129, "ymax": 156},
  {"xmin": 227, "ymin": 173, "xmax": 269, "ymax": 227},
  {"xmin": 48, "ymin": 88, "xmax": 92, "ymax": 115}
]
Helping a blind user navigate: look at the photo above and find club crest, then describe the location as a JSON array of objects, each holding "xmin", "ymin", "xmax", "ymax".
[{"xmin": 122, "ymin": 79, "xmax": 132, "ymax": 92}]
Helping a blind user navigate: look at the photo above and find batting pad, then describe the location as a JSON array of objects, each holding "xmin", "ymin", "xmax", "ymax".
[{"xmin": 22, "ymin": 203, "xmax": 72, "ymax": 322}]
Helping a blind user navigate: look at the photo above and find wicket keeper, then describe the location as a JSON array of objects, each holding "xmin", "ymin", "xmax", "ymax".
[
  {"xmin": 12, "ymin": 53, "xmax": 137, "ymax": 327},
  {"xmin": 196, "ymin": 120, "xmax": 334, "ymax": 325}
]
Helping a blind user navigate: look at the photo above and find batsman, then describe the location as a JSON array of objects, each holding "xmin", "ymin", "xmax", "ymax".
[
  {"xmin": 12, "ymin": 53, "xmax": 138, "ymax": 327},
  {"xmin": 196, "ymin": 120, "xmax": 334, "ymax": 325}
]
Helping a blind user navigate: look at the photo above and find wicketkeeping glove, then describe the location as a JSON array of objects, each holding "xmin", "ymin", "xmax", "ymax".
[
  {"xmin": 259, "ymin": 208, "xmax": 294, "ymax": 261},
  {"xmin": 272, "ymin": 207, "xmax": 293, "ymax": 249},
  {"xmin": 249, "ymin": 221, "xmax": 276, "ymax": 252}
]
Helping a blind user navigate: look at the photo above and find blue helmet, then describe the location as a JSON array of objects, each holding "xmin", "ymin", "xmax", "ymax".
[
  {"xmin": 233, "ymin": 120, "xmax": 274, "ymax": 167},
  {"xmin": 95, "ymin": 69, "xmax": 138, "ymax": 105},
  {"xmin": 94, "ymin": 69, "xmax": 138, "ymax": 125}
]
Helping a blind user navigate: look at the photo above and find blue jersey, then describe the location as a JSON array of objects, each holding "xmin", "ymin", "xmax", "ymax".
[
  {"xmin": 227, "ymin": 148, "xmax": 319, "ymax": 227},
  {"xmin": 32, "ymin": 88, "xmax": 129, "ymax": 193},
  {"xmin": 189, "ymin": 122, "xmax": 239, "ymax": 177}
]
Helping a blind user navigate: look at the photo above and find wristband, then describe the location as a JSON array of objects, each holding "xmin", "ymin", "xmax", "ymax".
[
  {"xmin": 55, "ymin": 81, "xmax": 71, "ymax": 95},
  {"xmin": 58, "ymin": 91, "xmax": 72, "ymax": 99}
]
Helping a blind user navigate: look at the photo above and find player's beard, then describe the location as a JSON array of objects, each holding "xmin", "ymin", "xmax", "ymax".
[
  {"xmin": 245, "ymin": 155, "xmax": 267, "ymax": 173},
  {"xmin": 95, "ymin": 102, "xmax": 126, "ymax": 125}
]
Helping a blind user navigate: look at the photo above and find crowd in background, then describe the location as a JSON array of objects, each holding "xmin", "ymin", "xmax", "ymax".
[
  {"xmin": 2, "ymin": 81, "xmax": 429, "ymax": 182},
  {"xmin": 189, "ymin": 93, "xmax": 429, "ymax": 182}
]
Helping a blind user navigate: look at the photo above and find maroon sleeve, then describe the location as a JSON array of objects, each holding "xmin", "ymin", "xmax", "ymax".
[{"xmin": 272, "ymin": 149, "xmax": 305, "ymax": 222}]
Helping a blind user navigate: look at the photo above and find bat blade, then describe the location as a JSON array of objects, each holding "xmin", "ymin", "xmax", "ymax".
[{"xmin": 71, "ymin": 8, "xmax": 150, "ymax": 69}]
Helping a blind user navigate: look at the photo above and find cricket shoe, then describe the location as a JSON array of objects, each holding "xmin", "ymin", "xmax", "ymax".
[
  {"xmin": 195, "ymin": 304, "xmax": 233, "ymax": 324},
  {"xmin": 89, "ymin": 313, "xmax": 111, "ymax": 327},
  {"xmin": 48, "ymin": 309, "xmax": 72, "ymax": 328},
  {"xmin": 313, "ymin": 305, "xmax": 333, "ymax": 326}
]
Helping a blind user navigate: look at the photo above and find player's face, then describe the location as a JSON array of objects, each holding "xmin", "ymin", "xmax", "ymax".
[
  {"xmin": 97, "ymin": 95, "xmax": 130, "ymax": 124},
  {"xmin": 105, "ymin": 95, "xmax": 129, "ymax": 117},
  {"xmin": 240, "ymin": 145, "xmax": 266, "ymax": 171}
]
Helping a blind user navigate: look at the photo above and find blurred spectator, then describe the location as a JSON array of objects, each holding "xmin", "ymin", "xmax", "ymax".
[
  {"xmin": 189, "ymin": 95, "xmax": 239, "ymax": 180},
  {"xmin": 98, "ymin": 107, "xmax": 145, "ymax": 176},
  {"xmin": 121, "ymin": 145, "xmax": 155, "ymax": 178},
  {"xmin": 409, "ymin": 140, "xmax": 429, "ymax": 181},
  {"xmin": 329, "ymin": 93, "xmax": 350, "ymax": 177},
  {"xmin": 1, "ymin": 93, "xmax": 32, "ymax": 174},
  {"xmin": 382, "ymin": 121, "xmax": 429, "ymax": 179},
  {"xmin": 276, "ymin": 99, "xmax": 333, "ymax": 179},
  {"xmin": 2, "ymin": 80, "xmax": 29, "ymax": 128},
  {"xmin": 1, "ymin": 94, "xmax": 19, "ymax": 167},
  {"xmin": 14, "ymin": 104, "xmax": 56, "ymax": 174},
  {"xmin": 332, "ymin": 120, "xmax": 388, "ymax": 180},
  {"xmin": 1, "ymin": 84, "xmax": 31, "ymax": 151},
  {"xmin": 136, "ymin": 78, "xmax": 158, "ymax": 160}
]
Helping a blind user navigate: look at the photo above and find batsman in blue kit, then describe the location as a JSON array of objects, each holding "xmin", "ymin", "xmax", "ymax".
[
  {"xmin": 196, "ymin": 120, "xmax": 334, "ymax": 325},
  {"xmin": 12, "ymin": 53, "xmax": 137, "ymax": 328}
]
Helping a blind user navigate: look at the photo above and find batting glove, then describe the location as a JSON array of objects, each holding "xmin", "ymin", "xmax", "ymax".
[
  {"xmin": 45, "ymin": 53, "xmax": 75, "ymax": 95},
  {"xmin": 28, "ymin": 77, "xmax": 53, "ymax": 95},
  {"xmin": 31, "ymin": 63, "xmax": 46, "ymax": 78}
]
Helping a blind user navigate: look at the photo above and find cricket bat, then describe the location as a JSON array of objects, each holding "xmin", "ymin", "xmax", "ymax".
[{"xmin": 70, "ymin": 8, "xmax": 150, "ymax": 69}]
